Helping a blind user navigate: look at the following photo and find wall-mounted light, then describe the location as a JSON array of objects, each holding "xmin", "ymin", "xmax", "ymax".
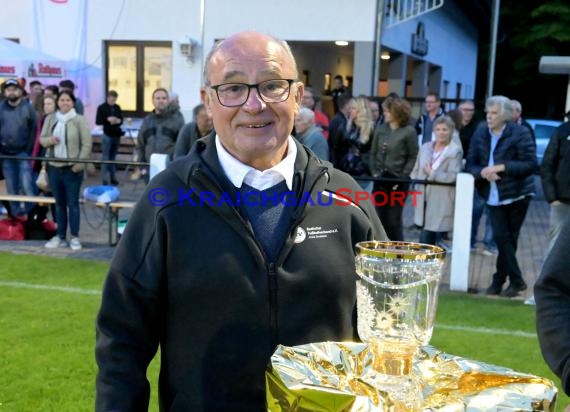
[
  {"xmin": 335, "ymin": 40, "xmax": 349, "ymax": 46},
  {"xmin": 381, "ymin": 51, "xmax": 391, "ymax": 60},
  {"xmin": 180, "ymin": 38, "xmax": 199, "ymax": 63}
]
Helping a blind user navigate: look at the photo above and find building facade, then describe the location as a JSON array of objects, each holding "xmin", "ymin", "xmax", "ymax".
[{"xmin": 1, "ymin": 0, "xmax": 479, "ymax": 124}]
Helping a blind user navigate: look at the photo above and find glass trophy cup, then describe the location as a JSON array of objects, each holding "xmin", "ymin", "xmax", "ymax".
[{"xmin": 355, "ymin": 241, "xmax": 445, "ymax": 410}]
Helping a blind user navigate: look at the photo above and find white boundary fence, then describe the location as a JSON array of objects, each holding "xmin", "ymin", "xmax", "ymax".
[{"xmin": 449, "ymin": 172, "xmax": 474, "ymax": 292}]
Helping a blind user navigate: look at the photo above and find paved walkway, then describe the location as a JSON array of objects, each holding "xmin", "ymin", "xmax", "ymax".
[{"xmin": 0, "ymin": 172, "xmax": 551, "ymax": 299}]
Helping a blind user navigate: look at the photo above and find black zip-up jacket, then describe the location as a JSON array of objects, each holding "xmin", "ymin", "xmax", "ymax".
[
  {"xmin": 541, "ymin": 121, "xmax": 570, "ymax": 204},
  {"xmin": 535, "ymin": 216, "xmax": 570, "ymax": 395},
  {"xmin": 465, "ymin": 122, "xmax": 537, "ymax": 202},
  {"xmin": 95, "ymin": 102, "xmax": 124, "ymax": 138},
  {"xmin": 95, "ymin": 134, "xmax": 387, "ymax": 411}
]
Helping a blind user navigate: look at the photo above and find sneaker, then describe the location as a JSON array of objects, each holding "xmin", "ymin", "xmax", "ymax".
[
  {"xmin": 45, "ymin": 236, "xmax": 67, "ymax": 249},
  {"xmin": 481, "ymin": 248, "xmax": 498, "ymax": 256},
  {"xmin": 110, "ymin": 178, "xmax": 119, "ymax": 186},
  {"xmin": 437, "ymin": 241, "xmax": 452, "ymax": 253},
  {"xmin": 524, "ymin": 295, "xmax": 536, "ymax": 305},
  {"xmin": 69, "ymin": 237, "xmax": 82, "ymax": 251}
]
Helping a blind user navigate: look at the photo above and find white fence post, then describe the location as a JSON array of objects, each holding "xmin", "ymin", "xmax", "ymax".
[
  {"xmin": 450, "ymin": 172, "xmax": 474, "ymax": 291},
  {"xmin": 149, "ymin": 153, "xmax": 169, "ymax": 181}
]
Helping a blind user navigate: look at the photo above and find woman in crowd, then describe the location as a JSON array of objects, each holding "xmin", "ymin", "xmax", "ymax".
[
  {"xmin": 338, "ymin": 96, "xmax": 374, "ymax": 190},
  {"xmin": 40, "ymin": 91, "xmax": 92, "ymax": 251},
  {"xmin": 32, "ymin": 95, "xmax": 57, "ymax": 177},
  {"xmin": 411, "ymin": 115, "xmax": 463, "ymax": 245},
  {"xmin": 369, "ymin": 95, "xmax": 418, "ymax": 241}
]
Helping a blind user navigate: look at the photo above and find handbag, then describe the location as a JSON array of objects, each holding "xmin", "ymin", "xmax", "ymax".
[
  {"xmin": 0, "ymin": 217, "xmax": 26, "ymax": 241},
  {"xmin": 36, "ymin": 165, "xmax": 50, "ymax": 192}
]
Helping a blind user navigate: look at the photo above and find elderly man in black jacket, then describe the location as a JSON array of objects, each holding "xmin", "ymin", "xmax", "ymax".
[
  {"xmin": 95, "ymin": 31, "xmax": 386, "ymax": 411},
  {"xmin": 465, "ymin": 95, "xmax": 537, "ymax": 298}
]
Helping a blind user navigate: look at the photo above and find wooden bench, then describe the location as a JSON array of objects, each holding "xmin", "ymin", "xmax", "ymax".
[
  {"xmin": 0, "ymin": 194, "xmax": 136, "ymax": 246},
  {"xmin": 103, "ymin": 201, "xmax": 136, "ymax": 245}
]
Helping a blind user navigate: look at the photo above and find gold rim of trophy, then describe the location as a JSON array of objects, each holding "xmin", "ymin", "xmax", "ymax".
[{"xmin": 356, "ymin": 241, "xmax": 446, "ymax": 261}]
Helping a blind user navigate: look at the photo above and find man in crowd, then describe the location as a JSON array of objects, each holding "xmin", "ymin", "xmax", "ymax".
[
  {"xmin": 328, "ymin": 93, "xmax": 352, "ymax": 167},
  {"xmin": 330, "ymin": 74, "xmax": 347, "ymax": 114},
  {"xmin": 294, "ymin": 107, "xmax": 329, "ymax": 161},
  {"xmin": 95, "ymin": 30, "xmax": 386, "ymax": 411},
  {"xmin": 458, "ymin": 100, "xmax": 478, "ymax": 158},
  {"xmin": 511, "ymin": 99, "xmax": 536, "ymax": 142},
  {"xmin": 415, "ymin": 92, "xmax": 444, "ymax": 145},
  {"xmin": 136, "ymin": 87, "xmax": 185, "ymax": 178},
  {"xmin": 459, "ymin": 99, "xmax": 496, "ymax": 254},
  {"xmin": 174, "ymin": 103, "xmax": 214, "ymax": 158},
  {"xmin": 95, "ymin": 90, "xmax": 123, "ymax": 185},
  {"xmin": 0, "ymin": 79, "xmax": 36, "ymax": 216},
  {"xmin": 28, "ymin": 80, "xmax": 43, "ymax": 102},
  {"xmin": 301, "ymin": 86, "xmax": 329, "ymax": 139}
]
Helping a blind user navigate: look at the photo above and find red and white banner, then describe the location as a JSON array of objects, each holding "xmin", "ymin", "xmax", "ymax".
[
  {"xmin": 0, "ymin": 64, "xmax": 18, "ymax": 77},
  {"xmin": 0, "ymin": 60, "xmax": 65, "ymax": 79},
  {"xmin": 27, "ymin": 62, "xmax": 65, "ymax": 78}
]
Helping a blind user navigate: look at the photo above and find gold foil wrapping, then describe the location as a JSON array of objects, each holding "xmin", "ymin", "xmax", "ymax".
[{"xmin": 266, "ymin": 342, "xmax": 556, "ymax": 411}]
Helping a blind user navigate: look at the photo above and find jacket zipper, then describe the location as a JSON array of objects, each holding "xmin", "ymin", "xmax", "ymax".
[
  {"xmin": 267, "ymin": 262, "xmax": 278, "ymax": 347},
  {"xmin": 193, "ymin": 165, "xmax": 329, "ymax": 348},
  {"xmin": 266, "ymin": 168, "xmax": 329, "ymax": 347}
]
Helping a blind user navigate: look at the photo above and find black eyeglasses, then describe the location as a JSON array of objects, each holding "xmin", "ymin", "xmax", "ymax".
[{"xmin": 209, "ymin": 79, "xmax": 294, "ymax": 107}]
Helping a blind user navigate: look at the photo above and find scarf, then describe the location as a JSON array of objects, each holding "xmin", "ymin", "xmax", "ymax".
[
  {"xmin": 52, "ymin": 108, "xmax": 77, "ymax": 158},
  {"xmin": 431, "ymin": 144, "xmax": 449, "ymax": 171}
]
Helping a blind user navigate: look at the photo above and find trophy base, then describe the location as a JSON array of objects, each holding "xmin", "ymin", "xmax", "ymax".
[{"xmin": 367, "ymin": 342, "xmax": 423, "ymax": 411}]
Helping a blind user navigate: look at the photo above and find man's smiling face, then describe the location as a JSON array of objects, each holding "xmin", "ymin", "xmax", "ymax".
[{"xmin": 202, "ymin": 32, "xmax": 303, "ymax": 170}]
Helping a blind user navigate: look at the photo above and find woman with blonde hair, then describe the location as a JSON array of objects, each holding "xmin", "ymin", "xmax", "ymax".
[
  {"xmin": 411, "ymin": 115, "xmax": 463, "ymax": 245},
  {"xmin": 338, "ymin": 96, "xmax": 374, "ymax": 189}
]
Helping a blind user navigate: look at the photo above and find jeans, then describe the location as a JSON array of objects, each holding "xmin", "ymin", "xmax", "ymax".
[
  {"xmin": 488, "ymin": 197, "xmax": 531, "ymax": 285},
  {"xmin": 471, "ymin": 190, "xmax": 496, "ymax": 249},
  {"xmin": 2, "ymin": 153, "xmax": 35, "ymax": 216},
  {"xmin": 419, "ymin": 229, "xmax": 443, "ymax": 246},
  {"xmin": 373, "ymin": 181, "xmax": 409, "ymax": 241},
  {"xmin": 101, "ymin": 134, "xmax": 119, "ymax": 183},
  {"xmin": 47, "ymin": 165, "xmax": 83, "ymax": 239}
]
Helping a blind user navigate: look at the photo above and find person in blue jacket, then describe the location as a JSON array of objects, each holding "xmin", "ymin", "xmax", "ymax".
[{"xmin": 465, "ymin": 95, "xmax": 536, "ymax": 298}]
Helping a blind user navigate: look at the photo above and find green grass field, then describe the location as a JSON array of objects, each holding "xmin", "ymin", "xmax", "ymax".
[{"xmin": 0, "ymin": 252, "xmax": 567, "ymax": 411}]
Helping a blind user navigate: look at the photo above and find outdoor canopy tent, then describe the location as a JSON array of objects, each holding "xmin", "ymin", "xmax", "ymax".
[{"xmin": 0, "ymin": 37, "xmax": 66, "ymax": 82}]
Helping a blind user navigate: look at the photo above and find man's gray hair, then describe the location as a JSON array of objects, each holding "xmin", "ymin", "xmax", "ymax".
[
  {"xmin": 202, "ymin": 33, "xmax": 299, "ymax": 86},
  {"xmin": 297, "ymin": 107, "xmax": 315, "ymax": 123},
  {"xmin": 486, "ymin": 95, "xmax": 513, "ymax": 122},
  {"xmin": 511, "ymin": 99, "xmax": 522, "ymax": 114}
]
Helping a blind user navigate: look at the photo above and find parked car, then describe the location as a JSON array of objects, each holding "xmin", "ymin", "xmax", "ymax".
[{"xmin": 525, "ymin": 118, "xmax": 563, "ymax": 164}]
